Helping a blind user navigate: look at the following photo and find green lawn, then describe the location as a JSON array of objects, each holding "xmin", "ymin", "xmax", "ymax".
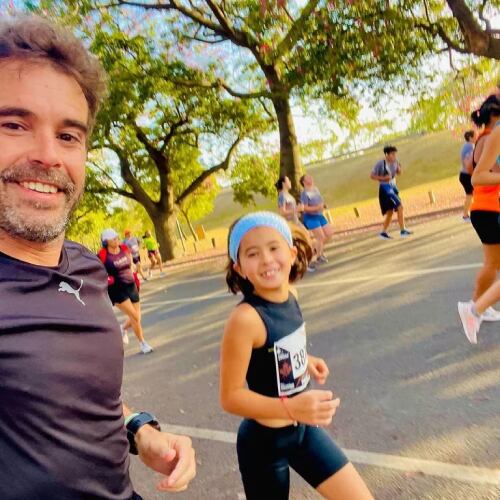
[{"xmin": 201, "ymin": 131, "xmax": 462, "ymax": 230}]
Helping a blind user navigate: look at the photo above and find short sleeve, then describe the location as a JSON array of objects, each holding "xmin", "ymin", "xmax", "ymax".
[
  {"xmin": 371, "ymin": 160, "xmax": 383, "ymax": 176},
  {"xmin": 277, "ymin": 192, "xmax": 285, "ymax": 208},
  {"xmin": 299, "ymin": 190, "xmax": 308, "ymax": 205}
]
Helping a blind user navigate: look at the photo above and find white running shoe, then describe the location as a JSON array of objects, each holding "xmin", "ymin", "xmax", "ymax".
[
  {"xmin": 120, "ymin": 325, "xmax": 129, "ymax": 345},
  {"xmin": 457, "ymin": 301, "xmax": 481, "ymax": 344},
  {"xmin": 140, "ymin": 341, "xmax": 153, "ymax": 354},
  {"xmin": 481, "ymin": 306, "xmax": 500, "ymax": 322}
]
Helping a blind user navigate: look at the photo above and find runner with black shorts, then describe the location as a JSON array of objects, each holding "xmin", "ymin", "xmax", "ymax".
[
  {"xmin": 458, "ymin": 96, "xmax": 500, "ymax": 342},
  {"xmin": 459, "ymin": 130, "xmax": 475, "ymax": 222},
  {"xmin": 99, "ymin": 229, "xmax": 153, "ymax": 354},
  {"xmin": 124, "ymin": 229, "xmax": 147, "ymax": 280}
]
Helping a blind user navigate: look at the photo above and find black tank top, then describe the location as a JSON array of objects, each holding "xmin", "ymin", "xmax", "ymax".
[{"xmin": 242, "ymin": 293, "xmax": 310, "ymax": 398}]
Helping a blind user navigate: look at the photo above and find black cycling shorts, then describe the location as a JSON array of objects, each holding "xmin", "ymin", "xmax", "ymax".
[
  {"xmin": 459, "ymin": 172, "xmax": 473, "ymax": 195},
  {"xmin": 237, "ymin": 419, "xmax": 349, "ymax": 500},
  {"xmin": 132, "ymin": 255, "xmax": 141, "ymax": 264},
  {"xmin": 471, "ymin": 210, "xmax": 500, "ymax": 244},
  {"xmin": 108, "ymin": 282, "xmax": 140, "ymax": 305}
]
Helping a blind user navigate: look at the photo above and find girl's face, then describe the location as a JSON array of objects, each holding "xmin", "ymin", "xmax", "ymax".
[
  {"xmin": 284, "ymin": 176, "xmax": 291, "ymax": 190},
  {"xmin": 303, "ymin": 174, "xmax": 313, "ymax": 188},
  {"xmin": 234, "ymin": 226, "xmax": 297, "ymax": 296}
]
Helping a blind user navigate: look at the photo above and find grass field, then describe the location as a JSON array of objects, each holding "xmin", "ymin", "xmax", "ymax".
[{"xmin": 200, "ymin": 131, "xmax": 463, "ymax": 231}]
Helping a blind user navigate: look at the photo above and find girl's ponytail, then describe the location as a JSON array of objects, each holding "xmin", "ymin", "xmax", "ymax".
[{"xmin": 289, "ymin": 223, "xmax": 313, "ymax": 283}]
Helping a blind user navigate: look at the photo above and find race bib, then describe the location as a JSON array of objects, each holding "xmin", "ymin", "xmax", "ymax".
[{"xmin": 274, "ymin": 323, "xmax": 310, "ymax": 396}]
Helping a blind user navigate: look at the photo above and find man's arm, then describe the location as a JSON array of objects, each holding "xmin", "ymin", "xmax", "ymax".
[{"xmin": 123, "ymin": 404, "xmax": 196, "ymax": 492}]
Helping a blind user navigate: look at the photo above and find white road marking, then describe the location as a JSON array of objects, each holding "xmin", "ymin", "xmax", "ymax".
[{"xmin": 162, "ymin": 423, "xmax": 500, "ymax": 487}]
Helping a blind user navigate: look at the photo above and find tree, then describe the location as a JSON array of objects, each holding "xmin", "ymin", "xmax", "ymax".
[
  {"xmin": 77, "ymin": 0, "xmax": 427, "ymax": 195},
  {"xmin": 36, "ymin": 6, "xmax": 271, "ymax": 260},
  {"xmin": 406, "ymin": 0, "xmax": 500, "ymax": 60},
  {"xmin": 409, "ymin": 58, "xmax": 499, "ymax": 133}
]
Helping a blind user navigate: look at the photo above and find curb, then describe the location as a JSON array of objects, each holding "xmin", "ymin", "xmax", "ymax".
[{"xmin": 161, "ymin": 205, "xmax": 463, "ymax": 271}]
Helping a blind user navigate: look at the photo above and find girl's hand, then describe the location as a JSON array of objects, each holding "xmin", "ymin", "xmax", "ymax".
[
  {"xmin": 308, "ymin": 355, "xmax": 329, "ymax": 384},
  {"xmin": 288, "ymin": 390, "xmax": 340, "ymax": 426}
]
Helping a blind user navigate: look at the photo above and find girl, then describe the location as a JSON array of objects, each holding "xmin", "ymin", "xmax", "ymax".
[
  {"xmin": 99, "ymin": 229, "xmax": 153, "ymax": 354},
  {"xmin": 220, "ymin": 212, "xmax": 372, "ymax": 499},
  {"xmin": 458, "ymin": 105, "xmax": 500, "ymax": 342},
  {"xmin": 299, "ymin": 174, "xmax": 334, "ymax": 263},
  {"xmin": 276, "ymin": 176, "xmax": 316, "ymax": 272}
]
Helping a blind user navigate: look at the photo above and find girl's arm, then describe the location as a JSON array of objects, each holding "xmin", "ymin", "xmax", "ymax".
[
  {"xmin": 302, "ymin": 203, "xmax": 324, "ymax": 213},
  {"xmin": 220, "ymin": 304, "xmax": 339, "ymax": 425},
  {"xmin": 472, "ymin": 127, "xmax": 500, "ymax": 186}
]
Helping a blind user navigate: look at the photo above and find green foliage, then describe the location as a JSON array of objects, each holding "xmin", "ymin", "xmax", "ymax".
[
  {"xmin": 409, "ymin": 59, "xmax": 499, "ymax": 133},
  {"xmin": 231, "ymin": 152, "xmax": 279, "ymax": 206}
]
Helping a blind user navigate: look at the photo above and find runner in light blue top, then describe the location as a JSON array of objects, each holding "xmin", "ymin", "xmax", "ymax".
[{"xmin": 299, "ymin": 174, "xmax": 334, "ymax": 263}]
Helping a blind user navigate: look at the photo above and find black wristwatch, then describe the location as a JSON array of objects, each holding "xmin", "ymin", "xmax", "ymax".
[{"xmin": 126, "ymin": 412, "xmax": 161, "ymax": 455}]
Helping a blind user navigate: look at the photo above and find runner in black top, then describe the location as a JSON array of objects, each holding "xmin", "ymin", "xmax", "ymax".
[
  {"xmin": 0, "ymin": 15, "xmax": 195, "ymax": 498},
  {"xmin": 220, "ymin": 212, "xmax": 373, "ymax": 499}
]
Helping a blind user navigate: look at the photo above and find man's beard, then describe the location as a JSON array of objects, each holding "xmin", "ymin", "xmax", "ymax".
[{"xmin": 0, "ymin": 164, "xmax": 82, "ymax": 243}]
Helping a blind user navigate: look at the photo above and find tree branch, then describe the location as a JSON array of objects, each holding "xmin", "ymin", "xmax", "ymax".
[
  {"xmin": 176, "ymin": 134, "xmax": 242, "ymax": 204},
  {"xmin": 170, "ymin": 77, "xmax": 272, "ymax": 99},
  {"xmin": 444, "ymin": 0, "xmax": 500, "ymax": 59},
  {"xmin": 275, "ymin": 0, "xmax": 320, "ymax": 59}
]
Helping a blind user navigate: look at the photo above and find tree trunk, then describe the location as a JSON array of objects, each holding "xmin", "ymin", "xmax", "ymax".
[
  {"xmin": 149, "ymin": 209, "xmax": 178, "ymax": 261},
  {"xmin": 271, "ymin": 93, "xmax": 304, "ymax": 197}
]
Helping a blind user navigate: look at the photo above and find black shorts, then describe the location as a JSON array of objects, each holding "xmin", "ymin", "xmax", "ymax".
[
  {"xmin": 108, "ymin": 282, "xmax": 140, "ymax": 305},
  {"xmin": 237, "ymin": 419, "xmax": 348, "ymax": 499},
  {"xmin": 459, "ymin": 172, "xmax": 473, "ymax": 195},
  {"xmin": 470, "ymin": 210, "xmax": 500, "ymax": 244},
  {"xmin": 132, "ymin": 255, "xmax": 141, "ymax": 264}
]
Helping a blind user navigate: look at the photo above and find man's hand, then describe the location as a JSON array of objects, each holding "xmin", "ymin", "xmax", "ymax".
[
  {"xmin": 308, "ymin": 355, "xmax": 329, "ymax": 385},
  {"xmin": 135, "ymin": 425, "xmax": 196, "ymax": 492}
]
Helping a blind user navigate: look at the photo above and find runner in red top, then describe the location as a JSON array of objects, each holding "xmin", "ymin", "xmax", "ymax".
[{"xmin": 99, "ymin": 229, "xmax": 153, "ymax": 354}]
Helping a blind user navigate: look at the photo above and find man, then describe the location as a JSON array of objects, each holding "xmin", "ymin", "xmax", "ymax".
[
  {"xmin": 370, "ymin": 145, "xmax": 412, "ymax": 240},
  {"xmin": 458, "ymin": 130, "xmax": 475, "ymax": 222},
  {"xmin": 123, "ymin": 228, "xmax": 148, "ymax": 280},
  {"xmin": 143, "ymin": 229, "xmax": 165, "ymax": 277},
  {"xmin": 0, "ymin": 15, "xmax": 195, "ymax": 499}
]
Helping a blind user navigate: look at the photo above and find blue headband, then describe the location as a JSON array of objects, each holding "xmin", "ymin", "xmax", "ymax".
[{"xmin": 229, "ymin": 211, "xmax": 293, "ymax": 262}]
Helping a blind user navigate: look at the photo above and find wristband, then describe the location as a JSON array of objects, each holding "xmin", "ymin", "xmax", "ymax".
[
  {"xmin": 280, "ymin": 397, "xmax": 298, "ymax": 427},
  {"xmin": 125, "ymin": 411, "xmax": 161, "ymax": 455},
  {"xmin": 124, "ymin": 412, "xmax": 140, "ymax": 427}
]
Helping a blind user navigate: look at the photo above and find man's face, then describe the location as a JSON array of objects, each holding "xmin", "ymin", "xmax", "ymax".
[
  {"xmin": 0, "ymin": 60, "xmax": 88, "ymax": 243},
  {"xmin": 385, "ymin": 151, "xmax": 397, "ymax": 163}
]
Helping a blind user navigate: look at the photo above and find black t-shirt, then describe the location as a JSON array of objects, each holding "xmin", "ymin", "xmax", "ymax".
[{"xmin": 0, "ymin": 241, "xmax": 133, "ymax": 499}]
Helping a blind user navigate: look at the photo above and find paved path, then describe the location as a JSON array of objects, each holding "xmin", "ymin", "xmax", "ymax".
[{"xmin": 122, "ymin": 215, "xmax": 499, "ymax": 499}]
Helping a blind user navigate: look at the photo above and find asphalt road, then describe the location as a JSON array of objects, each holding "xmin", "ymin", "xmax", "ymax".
[{"xmin": 121, "ymin": 215, "xmax": 500, "ymax": 500}]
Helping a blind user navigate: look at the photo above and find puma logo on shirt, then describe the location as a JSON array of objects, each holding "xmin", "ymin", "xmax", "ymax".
[{"xmin": 58, "ymin": 279, "xmax": 85, "ymax": 306}]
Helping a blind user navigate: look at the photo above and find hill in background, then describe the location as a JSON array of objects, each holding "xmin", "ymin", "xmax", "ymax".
[{"xmin": 201, "ymin": 131, "xmax": 462, "ymax": 230}]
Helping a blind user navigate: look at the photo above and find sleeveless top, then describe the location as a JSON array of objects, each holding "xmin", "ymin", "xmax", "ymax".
[
  {"xmin": 471, "ymin": 127, "xmax": 500, "ymax": 213},
  {"xmin": 242, "ymin": 293, "xmax": 310, "ymax": 398}
]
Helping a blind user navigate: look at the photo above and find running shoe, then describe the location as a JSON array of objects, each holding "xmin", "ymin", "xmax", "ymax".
[
  {"xmin": 379, "ymin": 232, "xmax": 392, "ymax": 240},
  {"xmin": 457, "ymin": 301, "xmax": 481, "ymax": 344},
  {"xmin": 462, "ymin": 216, "xmax": 471, "ymax": 223},
  {"xmin": 482, "ymin": 306, "xmax": 500, "ymax": 322},
  {"xmin": 120, "ymin": 325, "xmax": 129, "ymax": 345},
  {"xmin": 140, "ymin": 341, "xmax": 154, "ymax": 354},
  {"xmin": 307, "ymin": 265, "xmax": 316, "ymax": 272},
  {"xmin": 317, "ymin": 255, "xmax": 328, "ymax": 263},
  {"xmin": 159, "ymin": 272, "xmax": 166, "ymax": 277},
  {"xmin": 400, "ymin": 229, "xmax": 413, "ymax": 237}
]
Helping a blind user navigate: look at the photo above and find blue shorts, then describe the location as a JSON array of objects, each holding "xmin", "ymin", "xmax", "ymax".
[
  {"xmin": 237, "ymin": 419, "xmax": 349, "ymax": 499},
  {"xmin": 379, "ymin": 184, "xmax": 401, "ymax": 215},
  {"xmin": 303, "ymin": 213, "xmax": 328, "ymax": 230}
]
